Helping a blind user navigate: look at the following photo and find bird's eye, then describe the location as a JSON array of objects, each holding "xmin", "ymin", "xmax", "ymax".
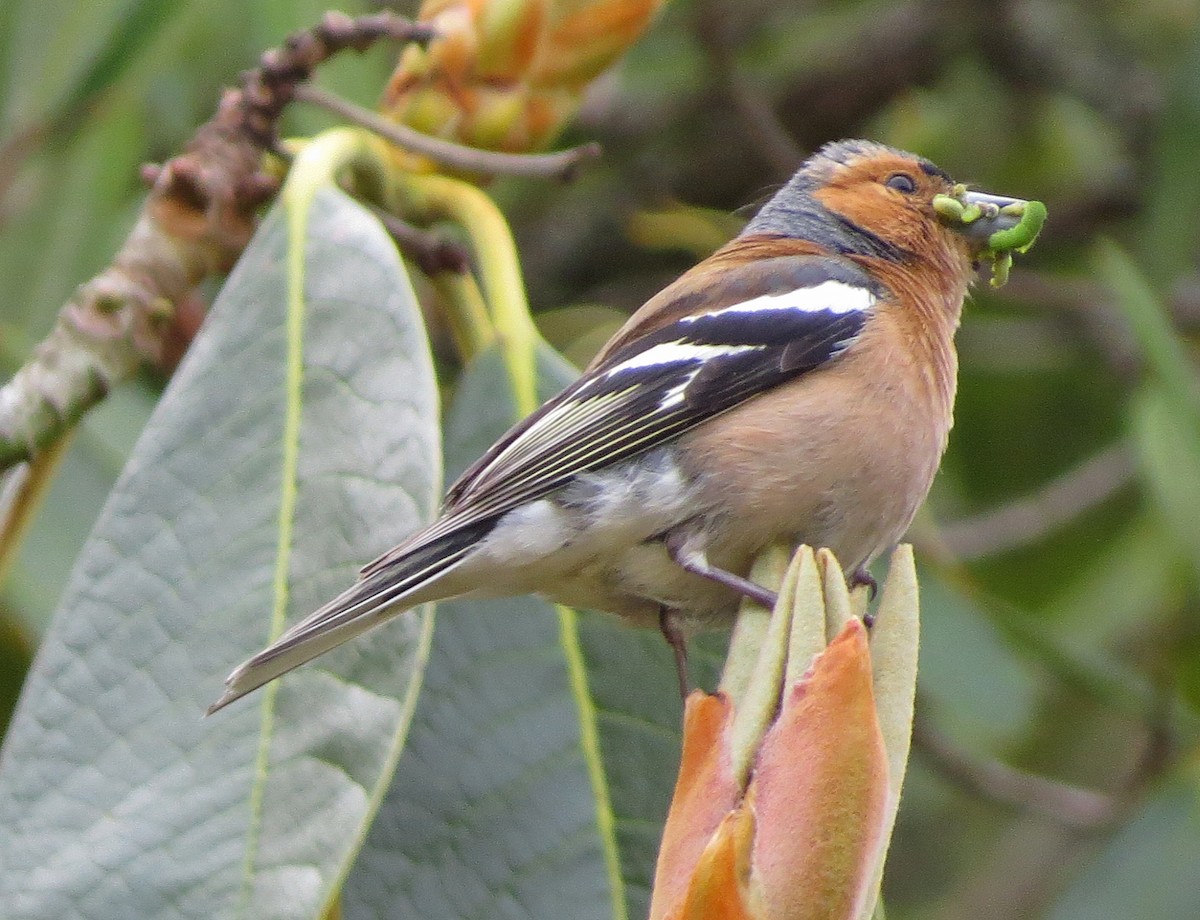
[{"xmin": 885, "ymin": 173, "xmax": 917, "ymax": 194}]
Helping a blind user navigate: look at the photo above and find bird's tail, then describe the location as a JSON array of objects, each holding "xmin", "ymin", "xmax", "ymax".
[{"xmin": 206, "ymin": 520, "xmax": 493, "ymax": 714}]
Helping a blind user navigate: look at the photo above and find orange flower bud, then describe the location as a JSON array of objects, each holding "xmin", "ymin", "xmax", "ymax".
[
  {"xmin": 651, "ymin": 694, "xmax": 743, "ymax": 920},
  {"xmin": 383, "ymin": 0, "xmax": 664, "ymax": 156},
  {"xmin": 751, "ymin": 622, "xmax": 888, "ymax": 920},
  {"xmin": 647, "ymin": 547, "xmax": 920, "ymax": 920}
]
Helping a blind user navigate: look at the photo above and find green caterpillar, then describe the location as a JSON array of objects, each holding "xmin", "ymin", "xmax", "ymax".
[{"xmin": 933, "ymin": 187, "xmax": 1047, "ymax": 287}]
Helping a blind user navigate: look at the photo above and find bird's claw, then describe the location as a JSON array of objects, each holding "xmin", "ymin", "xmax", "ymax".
[{"xmin": 848, "ymin": 567, "xmax": 878, "ymax": 601}]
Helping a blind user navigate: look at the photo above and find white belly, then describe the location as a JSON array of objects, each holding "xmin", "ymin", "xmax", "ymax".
[{"xmin": 461, "ymin": 448, "xmax": 736, "ymax": 625}]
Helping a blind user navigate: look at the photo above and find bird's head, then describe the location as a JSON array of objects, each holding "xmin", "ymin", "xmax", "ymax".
[{"xmin": 745, "ymin": 139, "xmax": 1045, "ymax": 287}]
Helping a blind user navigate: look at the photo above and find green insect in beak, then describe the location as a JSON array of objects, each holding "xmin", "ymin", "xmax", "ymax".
[{"xmin": 934, "ymin": 184, "xmax": 1047, "ymax": 286}]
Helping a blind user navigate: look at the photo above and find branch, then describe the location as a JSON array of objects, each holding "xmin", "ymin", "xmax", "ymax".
[
  {"xmin": 693, "ymin": 0, "xmax": 803, "ymax": 181},
  {"xmin": 236, "ymin": 12, "xmax": 435, "ymax": 154},
  {"xmin": 937, "ymin": 442, "xmax": 1136, "ymax": 559},
  {"xmin": 0, "ymin": 12, "xmax": 432, "ymax": 469},
  {"xmin": 367, "ymin": 205, "xmax": 471, "ymax": 276},
  {"xmin": 293, "ymin": 84, "xmax": 602, "ymax": 181},
  {"xmin": 919, "ymin": 688, "xmax": 1176, "ymax": 920},
  {"xmin": 912, "ymin": 715, "xmax": 1118, "ymax": 829},
  {"xmin": 996, "ymin": 267, "xmax": 1200, "ymax": 378}
]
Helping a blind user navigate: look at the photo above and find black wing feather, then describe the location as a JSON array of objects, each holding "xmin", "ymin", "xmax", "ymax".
[{"xmin": 361, "ymin": 254, "xmax": 882, "ymax": 577}]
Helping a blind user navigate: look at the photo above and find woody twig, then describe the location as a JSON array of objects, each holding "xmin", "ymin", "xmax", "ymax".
[{"xmin": 0, "ymin": 11, "xmax": 434, "ymax": 469}]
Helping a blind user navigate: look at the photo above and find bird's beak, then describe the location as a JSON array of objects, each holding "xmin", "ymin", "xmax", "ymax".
[{"xmin": 933, "ymin": 184, "xmax": 1047, "ymax": 286}]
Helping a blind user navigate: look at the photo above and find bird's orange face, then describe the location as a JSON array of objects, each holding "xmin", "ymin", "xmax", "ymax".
[
  {"xmin": 808, "ymin": 146, "xmax": 1044, "ymax": 288},
  {"xmin": 816, "ymin": 155, "xmax": 955, "ymax": 248},
  {"xmin": 812, "ymin": 152, "xmax": 967, "ymax": 263}
]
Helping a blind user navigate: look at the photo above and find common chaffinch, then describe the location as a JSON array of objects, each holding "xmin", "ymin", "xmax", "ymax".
[{"xmin": 210, "ymin": 139, "xmax": 1044, "ymax": 712}]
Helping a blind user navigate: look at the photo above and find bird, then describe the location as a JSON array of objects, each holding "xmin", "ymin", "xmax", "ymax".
[{"xmin": 208, "ymin": 139, "xmax": 1043, "ymax": 713}]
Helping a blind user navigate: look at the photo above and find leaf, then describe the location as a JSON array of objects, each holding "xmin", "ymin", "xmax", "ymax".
[
  {"xmin": 344, "ymin": 342, "xmax": 725, "ymax": 920},
  {"xmin": 0, "ymin": 0, "xmax": 185, "ymax": 137},
  {"xmin": 1136, "ymin": 32, "xmax": 1200, "ymax": 288},
  {"xmin": 579, "ymin": 610, "xmax": 727, "ymax": 919},
  {"xmin": 1130, "ymin": 387, "xmax": 1200, "ymax": 580},
  {"xmin": 1095, "ymin": 240, "xmax": 1200, "ymax": 580},
  {"xmin": 1094, "ymin": 239, "xmax": 1200, "ymax": 408},
  {"xmin": 0, "ymin": 185, "xmax": 440, "ymax": 919},
  {"xmin": 342, "ymin": 346, "xmax": 617, "ymax": 920},
  {"xmin": 0, "ymin": 386, "xmax": 158, "ymax": 643},
  {"xmin": 1047, "ymin": 778, "xmax": 1200, "ymax": 920}
]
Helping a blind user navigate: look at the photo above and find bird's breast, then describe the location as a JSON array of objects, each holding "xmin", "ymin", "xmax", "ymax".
[{"xmin": 678, "ymin": 321, "xmax": 953, "ymax": 574}]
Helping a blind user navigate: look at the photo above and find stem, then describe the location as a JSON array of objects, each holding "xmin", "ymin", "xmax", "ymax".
[
  {"xmin": 0, "ymin": 434, "xmax": 74, "ymax": 586},
  {"xmin": 394, "ymin": 172, "xmax": 539, "ymax": 413},
  {"xmin": 368, "ymin": 205, "xmax": 471, "ymax": 276},
  {"xmin": 429, "ymin": 272, "xmax": 496, "ymax": 363},
  {"xmin": 294, "ymin": 84, "xmax": 601, "ymax": 183},
  {"xmin": 364, "ymin": 200, "xmax": 494, "ymax": 364}
]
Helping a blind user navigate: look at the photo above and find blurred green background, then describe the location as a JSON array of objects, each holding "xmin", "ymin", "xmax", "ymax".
[{"xmin": 2, "ymin": 0, "xmax": 1199, "ymax": 917}]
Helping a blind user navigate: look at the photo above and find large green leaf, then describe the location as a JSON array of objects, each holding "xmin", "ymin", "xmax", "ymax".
[
  {"xmin": 1129, "ymin": 387, "xmax": 1200, "ymax": 580},
  {"xmin": 344, "ymin": 343, "xmax": 724, "ymax": 920},
  {"xmin": 0, "ymin": 185, "xmax": 440, "ymax": 919},
  {"xmin": 1047, "ymin": 778, "xmax": 1200, "ymax": 920},
  {"xmin": 1096, "ymin": 240, "xmax": 1200, "ymax": 580},
  {"xmin": 343, "ymin": 347, "xmax": 615, "ymax": 919},
  {"xmin": 0, "ymin": 0, "xmax": 393, "ymax": 648},
  {"xmin": 0, "ymin": 387, "xmax": 157, "ymax": 640}
]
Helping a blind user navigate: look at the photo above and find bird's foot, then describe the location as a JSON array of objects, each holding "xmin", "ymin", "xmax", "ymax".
[
  {"xmin": 848, "ymin": 566, "xmax": 878, "ymax": 601},
  {"xmin": 849, "ymin": 566, "xmax": 878, "ymax": 627}
]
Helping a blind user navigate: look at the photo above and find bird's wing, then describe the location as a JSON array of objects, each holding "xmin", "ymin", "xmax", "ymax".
[
  {"xmin": 361, "ymin": 253, "xmax": 883, "ymax": 576},
  {"xmin": 210, "ymin": 253, "xmax": 884, "ymax": 711}
]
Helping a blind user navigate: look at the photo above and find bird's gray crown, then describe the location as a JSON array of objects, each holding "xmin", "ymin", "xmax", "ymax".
[{"xmin": 742, "ymin": 139, "xmax": 946, "ymax": 261}]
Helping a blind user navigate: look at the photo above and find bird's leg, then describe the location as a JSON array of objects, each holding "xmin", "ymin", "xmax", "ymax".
[
  {"xmin": 664, "ymin": 533, "xmax": 779, "ymax": 610},
  {"xmin": 658, "ymin": 607, "xmax": 690, "ymax": 700}
]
